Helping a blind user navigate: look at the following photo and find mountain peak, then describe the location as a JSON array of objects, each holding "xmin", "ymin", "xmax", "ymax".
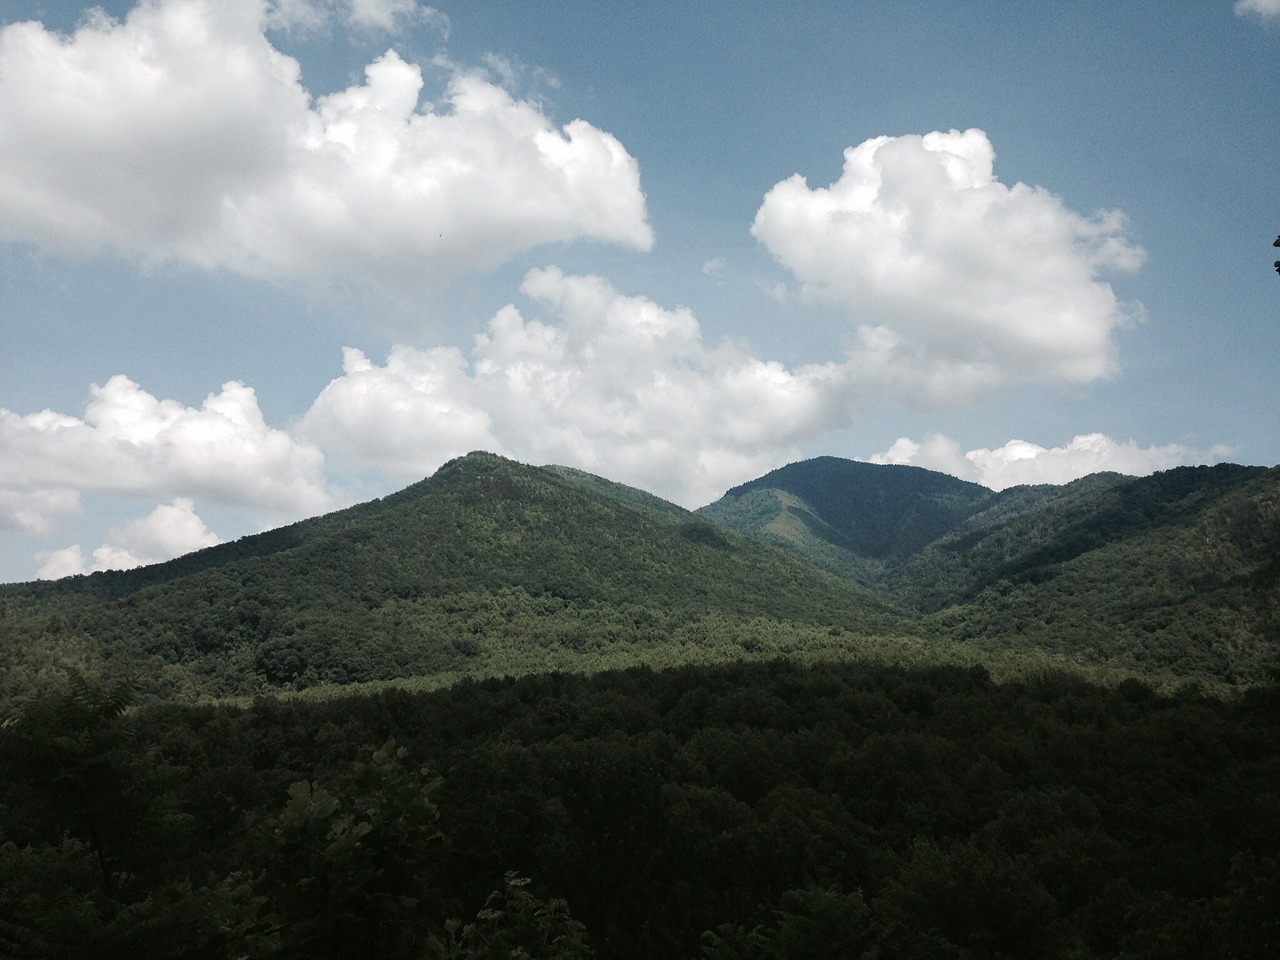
[{"xmin": 701, "ymin": 456, "xmax": 994, "ymax": 568}]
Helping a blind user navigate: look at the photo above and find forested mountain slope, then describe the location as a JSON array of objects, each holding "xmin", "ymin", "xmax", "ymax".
[
  {"xmin": 3, "ymin": 454, "xmax": 1278, "ymax": 957},
  {"xmin": 697, "ymin": 456, "xmax": 998, "ymax": 579},
  {"xmin": 704, "ymin": 457, "xmax": 1280, "ymax": 683},
  {"xmin": 900, "ymin": 464, "xmax": 1280, "ymax": 682},
  {"xmin": 3, "ymin": 453, "xmax": 1277, "ymax": 702},
  {"xmin": 0, "ymin": 452, "xmax": 901, "ymax": 702}
]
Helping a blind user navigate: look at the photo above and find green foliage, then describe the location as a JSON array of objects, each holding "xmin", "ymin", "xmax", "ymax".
[
  {"xmin": 699, "ymin": 887, "xmax": 875, "ymax": 960},
  {"xmin": 0, "ymin": 658, "xmax": 1277, "ymax": 959},
  {"xmin": 0, "ymin": 838, "xmax": 246, "ymax": 960},
  {"xmin": 0, "ymin": 671, "xmax": 149, "ymax": 894},
  {"xmin": 0, "ymin": 672, "xmax": 245, "ymax": 958},
  {"xmin": 699, "ymin": 455, "xmax": 994, "ymax": 567},
  {"xmin": 0, "ymin": 453, "xmax": 902, "ymax": 704},
  {"xmin": 431, "ymin": 873, "xmax": 594, "ymax": 960},
  {"xmin": 247, "ymin": 740, "xmax": 444, "ymax": 958}
]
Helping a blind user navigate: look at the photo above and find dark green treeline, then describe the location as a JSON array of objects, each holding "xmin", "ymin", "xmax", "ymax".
[{"xmin": 2, "ymin": 660, "xmax": 1277, "ymax": 959}]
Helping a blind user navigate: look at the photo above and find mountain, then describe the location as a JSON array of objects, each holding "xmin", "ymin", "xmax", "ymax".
[
  {"xmin": 703, "ymin": 457, "xmax": 1280, "ymax": 683},
  {"xmin": 5, "ymin": 456, "xmax": 1277, "ymax": 958},
  {"xmin": 3, "ymin": 452, "xmax": 1277, "ymax": 703},
  {"xmin": 894, "ymin": 464, "xmax": 1280, "ymax": 682},
  {"xmin": 0, "ymin": 452, "xmax": 900, "ymax": 702},
  {"xmin": 697, "ymin": 456, "xmax": 997, "ymax": 579}
]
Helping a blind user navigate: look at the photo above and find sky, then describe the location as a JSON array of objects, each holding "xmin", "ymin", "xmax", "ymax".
[{"xmin": 1, "ymin": 0, "xmax": 1278, "ymax": 583}]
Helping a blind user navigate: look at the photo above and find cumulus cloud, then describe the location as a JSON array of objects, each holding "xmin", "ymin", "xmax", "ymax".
[
  {"xmin": 0, "ymin": 487, "xmax": 81, "ymax": 537},
  {"xmin": 301, "ymin": 267, "xmax": 850, "ymax": 506},
  {"xmin": 33, "ymin": 546, "xmax": 89, "ymax": 581},
  {"xmin": 1235, "ymin": 0, "xmax": 1280, "ymax": 21},
  {"xmin": 0, "ymin": 0, "xmax": 650, "ymax": 294},
  {"xmin": 36, "ymin": 497, "xmax": 221, "ymax": 579},
  {"xmin": 869, "ymin": 432, "xmax": 1226, "ymax": 490},
  {"xmin": 0, "ymin": 376, "xmax": 334, "ymax": 537},
  {"xmin": 753, "ymin": 129, "xmax": 1145, "ymax": 406}
]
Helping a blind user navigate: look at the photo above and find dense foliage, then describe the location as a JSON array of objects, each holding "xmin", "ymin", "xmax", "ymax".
[
  {"xmin": 699, "ymin": 457, "xmax": 994, "ymax": 575},
  {"xmin": 1, "ymin": 661, "xmax": 1276, "ymax": 958},
  {"xmin": 4, "ymin": 453, "xmax": 1277, "ymax": 702},
  {"xmin": 704, "ymin": 459, "xmax": 1280, "ymax": 684},
  {"xmin": 2, "ymin": 453, "xmax": 1278, "ymax": 957},
  {"xmin": 0, "ymin": 454, "xmax": 900, "ymax": 703}
]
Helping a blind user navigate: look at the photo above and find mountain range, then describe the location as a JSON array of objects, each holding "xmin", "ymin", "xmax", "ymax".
[
  {"xmin": 1, "ymin": 450, "xmax": 1276, "ymax": 703},
  {"xmin": 2, "ymin": 451, "xmax": 1279, "ymax": 957}
]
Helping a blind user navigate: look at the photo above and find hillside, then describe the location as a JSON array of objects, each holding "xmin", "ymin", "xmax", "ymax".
[
  {"xmin": 899, "ymin": 464, "xmax": 1280, "ymax": 682},
  {"xmin": 2, "ymin": 453, "xmax": 1278, "ymax": 957},
  {"xmin": 3, "ymin": 452, "xmax": 1277, "ymax": 702},
  {"xmin": 703, "ymin": 457, "xmax": 1280, "ymax": 683},
  {"xmin": 0, "ymin": 452, "xmax": 901, "ymax": 702},
  {"xmin": 697, "ymin": 456, "xmax": 996, "ymax": 579}
]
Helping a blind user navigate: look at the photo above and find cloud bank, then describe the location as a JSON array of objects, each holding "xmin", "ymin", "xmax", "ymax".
[
  {"xmin": 753, "ymin": 129, "xmax": 1145, "ymax": 406},
  {"xmin": 0, "ymin": 0, "xmax": 651, "ymax": 294},
  {"xmin": 302, "ymin": 267, "xmax": 849, "ymax": 507},
  {"xmin": 37, "ymin": 497, "xmax": 221, "ymax": 579},
  {"xmin": 0, "ymin": 376, "xmax": 333, "ymax": 539},
  {"xmin": 869, "ymin": 433, "xmax": 1225, "ymax": 491}
]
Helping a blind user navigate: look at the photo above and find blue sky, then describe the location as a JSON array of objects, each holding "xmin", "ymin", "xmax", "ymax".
[{"xmin": 1, "ymin": 0, "xmax": 1277, "ymax": 583}]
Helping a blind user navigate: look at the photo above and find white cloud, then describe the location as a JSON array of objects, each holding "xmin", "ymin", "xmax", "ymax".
[
  {"xmin": 0, "ymin": 486, "xmax": 81, "ymax": 536},
  {"xmin": 268, "ymin": 0, "xmax": 446, "ymax": 35},
  {"xmin": 299, "ymin": 344, "xmax": 500, "ymax": 479},
  {"xmin": 265, "ymin": 0, "xmax": 331, "ymax": 32},
  {"xmin": 346, "ymin": 0, "xmax": 438, "ymax": 33},
  {"xmin": 102, "ymin": 496, "xmax": 221, "ymax": 563},
  {"xmin": 753, "ymin": 129, "xmax": 1145, "ymax": 407},
  {"xmin": 301, "ymin": 267, "xmax": 851, "ymax": 506},
  {"xmin": 35, "ymin": 545, "xmax": 89, "ymax": 581},
  {"xmin": 0, "ymin": 0, "xmax": 650, "ymax": 295},
  {"xmin": 0, "ymin": 377, "xmax": 334, "ymax": 537},
  {"xmin": 1235, "ymin": 0, "xmax": 1280, "ymax": 21},
  {"xmin": 36, "ymin": 497, "xmax": 221, "ymax": 579},
  {"xmin": 869, "ymin": 432, "xmax": 1227, "ymax": 490}
]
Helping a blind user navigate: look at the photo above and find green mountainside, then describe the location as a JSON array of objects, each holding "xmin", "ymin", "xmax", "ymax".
[
  {"xmin": 698, "ymin": 456, "xmax": 996, "ymax": 579},
  {"xmin": 3, "ymin": 452, "xmax": 1279, "ymax": 958},
  {"xmin": 701, "ymin": 458, "xmax": 1280, "ymax": 683},
  {"xmin": 900, "ymin": 464, "xmax": 1280, "ymax": 682},
  {"xmin": 0, "ymin": 452, "xmax": 901, "ymax": 702},
  {"xmin": 2, "ymin": 451, "xmax": 1278, "ymax": 703}
]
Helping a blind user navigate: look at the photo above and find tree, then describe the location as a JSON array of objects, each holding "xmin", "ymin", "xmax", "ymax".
[
  {"xmin": 429, "ymin": 872, "xmax": 594, "ymax": 960},
  {"xmin": 698, "ymin": 887, "xmax": 875, "ymax": 960},
  {"xmin": 248, "ymin": 740, "xmax": 445, "ymax": 959},
  {"xmin": 0, "ymin": 671, "xmax": 234, "ymax": 958},
  {"xmin": 0, "ymin": 671, "xmax": 144, "ymax": 896}
]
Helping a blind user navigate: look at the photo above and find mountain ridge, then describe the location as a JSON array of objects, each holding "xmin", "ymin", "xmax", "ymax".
[
  {"xmin": 701, "ymin": 456, "xmax": 1279, "ymax": 683},
  {"xmin": 0, "ymin": 452, "xmax": 901, "ymax": 702},
  {"xmin": 2, "ymin": 451, "xmax": 1277, "ymax": 701}
]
